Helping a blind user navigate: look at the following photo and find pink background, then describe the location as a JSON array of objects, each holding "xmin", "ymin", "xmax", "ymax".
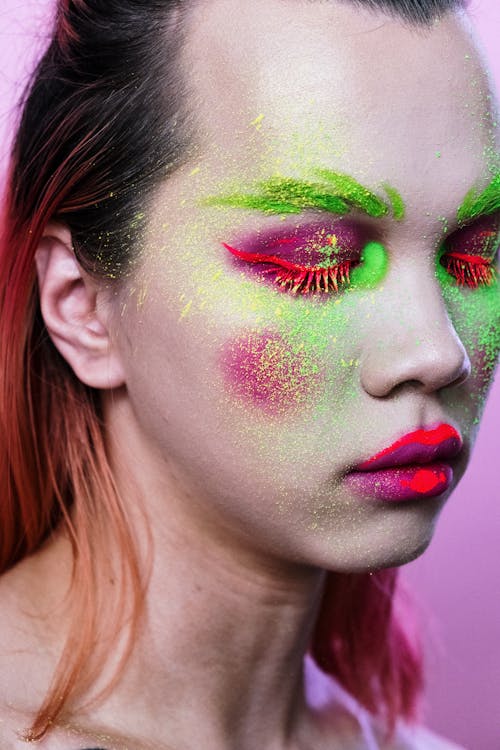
[{"xmin": 0, "ymin": 1, "xmax": 498, "ymax": 747}]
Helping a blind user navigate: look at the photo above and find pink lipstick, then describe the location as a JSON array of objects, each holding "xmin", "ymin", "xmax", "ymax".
[{"xmin": 345, "ymin": 423, "xmax": 463, "ymax": 502}]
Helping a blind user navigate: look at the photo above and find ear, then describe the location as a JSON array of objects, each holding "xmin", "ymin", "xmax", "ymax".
[{"xmin": 35, "ymin": 222, "xmax": 126, "ymax": 389}]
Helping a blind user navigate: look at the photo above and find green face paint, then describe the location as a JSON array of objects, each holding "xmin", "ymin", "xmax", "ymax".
[
  {"xmin": 202, "ymin": 193, "xmax": 305, "ymax": 215},
  {"xmin": 457, "ymin": 172, "xmax": 500, "ymax": 223},
  {"xmin": 436, "ymin": 246, "xmax": 500, "ymax": 409},
  {"xmin": 311, "ymin": 170, "xmax": 389, "ymax": 218},
  {"xmin": 202, "ymin": 171, "xmax": 405, "ymax": 220},
  {"xmin": 349, "ymin": 242, "xmax": 389, "ymax": 290},
  {"xmin": 382, "ymin": 184, "xmax": 405, "ymax": 221}
]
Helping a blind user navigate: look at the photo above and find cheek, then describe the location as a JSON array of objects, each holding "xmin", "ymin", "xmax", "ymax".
[
  {"xmin": 463, "ymin": 298, "xmax": 500, "ymax": 395},
  {"xmin": 439, "ymin": 272, "xmax": 500, "ymax": 400},
  {"xmin": 220, "ymin": 330, "xmax": 324, "ymax": 417}
]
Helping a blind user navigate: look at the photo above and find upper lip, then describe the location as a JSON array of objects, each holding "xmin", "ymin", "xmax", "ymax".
[{"xmin": 354, "ymin": 423, "xmax": 463, "ymax": 472}]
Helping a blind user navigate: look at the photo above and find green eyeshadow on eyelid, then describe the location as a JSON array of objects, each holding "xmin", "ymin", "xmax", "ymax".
[{"xmin": 348, "ymin": 241, "xmax": 389, "ymax": 290}]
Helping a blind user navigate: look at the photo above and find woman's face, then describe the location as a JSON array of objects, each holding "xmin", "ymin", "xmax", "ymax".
[{"xmin": 109, "ymin": 0, "xmax": 500, "ymax": 572}]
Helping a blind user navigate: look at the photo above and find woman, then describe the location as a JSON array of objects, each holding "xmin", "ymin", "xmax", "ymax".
[{"xmin": 0, "ymin": 0, "xmax": 498, "ymax": 747}]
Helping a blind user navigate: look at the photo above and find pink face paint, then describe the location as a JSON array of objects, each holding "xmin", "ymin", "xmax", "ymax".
[
  {"xmin": 220, "ymin": 330, "xmax": 324, "ymax": 416},
  {"xmin": 448, "ymin": 214, "xmax": 499, "ymax": 256}
]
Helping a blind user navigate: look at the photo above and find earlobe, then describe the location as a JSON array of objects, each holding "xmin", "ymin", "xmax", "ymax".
[{"xmin": 35, "ymin": 223, "xmax": 126, "ymax": 390}]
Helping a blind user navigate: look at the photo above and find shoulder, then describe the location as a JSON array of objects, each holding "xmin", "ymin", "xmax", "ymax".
[{"xmin": 303, "ymin": 658, "xmax": 467, "ymax": 750}]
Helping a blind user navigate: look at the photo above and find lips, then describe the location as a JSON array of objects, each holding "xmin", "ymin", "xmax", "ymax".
[
  {"xmin": 345, "ymin": 423, "xmax": 463, "ymax": 503},
  {"xmin": 354, "ymin": 423, "xmax": 463, "ymax": 472}
]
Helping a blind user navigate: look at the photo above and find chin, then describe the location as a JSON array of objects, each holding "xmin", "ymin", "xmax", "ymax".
[
  {"xmin": 310, "ymin": 504, "xmax": 442, "ymax": 574},
  {"xmin": 372, "ymin": 536, "xmax": 434, "ymax": 571}
]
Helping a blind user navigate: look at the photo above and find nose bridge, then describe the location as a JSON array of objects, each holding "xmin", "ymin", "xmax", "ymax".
[{"xmin": 359, "ymin": 261, "xmax": 471, "ymax": 398}]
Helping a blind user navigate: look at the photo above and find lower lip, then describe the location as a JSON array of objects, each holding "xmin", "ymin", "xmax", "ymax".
[{"xmin": 344, "ymin": 463, "xmax": 453, "ymax": 502}]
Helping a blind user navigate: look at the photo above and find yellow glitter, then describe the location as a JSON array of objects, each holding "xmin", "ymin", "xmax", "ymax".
[
  {"xmin": 250, "ymin": 113, "xmax": 265, "ymax": 130},
  {"xmin": 137, "ymin": 285, "xmax": 148, "ymax": 309},
  {"xmin": 179, "ymin": 300, "xmax": 193, "ymax": 320}
]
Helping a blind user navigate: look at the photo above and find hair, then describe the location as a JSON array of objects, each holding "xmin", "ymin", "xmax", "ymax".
[
  {"xmin": 0, "ymin": 0, "xmax": 466, "ymax": 742},
  {"xmin": 341, "ymin": 0, "xmax": 465, "ymax": 23}
]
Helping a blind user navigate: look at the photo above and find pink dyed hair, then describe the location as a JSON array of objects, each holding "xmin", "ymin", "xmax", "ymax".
[{"xmin": 0, "ymin": 0, "xmax": 455, "ymax": 741}]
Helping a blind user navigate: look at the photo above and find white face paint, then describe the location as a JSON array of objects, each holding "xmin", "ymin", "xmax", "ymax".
[{"xmin": 110, "ymin": 0, "xmax": 499, "ymax": 571}]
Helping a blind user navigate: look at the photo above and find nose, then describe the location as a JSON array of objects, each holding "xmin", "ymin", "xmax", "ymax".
[{"xmin": 359, "ymin": 269, "xmax": 471, "ymax": 398}]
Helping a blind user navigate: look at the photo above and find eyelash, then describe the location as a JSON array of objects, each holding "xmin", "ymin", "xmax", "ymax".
[
  {"xmin": 222, "ymin": 242, "xmax": 355, "ymax": 294},
  {"xmin": 442, "ymin": 251, "xmax": 498, "ymax": 288}
]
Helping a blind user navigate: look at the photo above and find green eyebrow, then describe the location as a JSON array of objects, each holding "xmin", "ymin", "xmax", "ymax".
[
  {"xmin": 457, "ymin": 172, "xmax": 500, "ymax": 223},
  {"xmin": 202, "ymin": 171, "xmax": 405, "ymax": 220}
]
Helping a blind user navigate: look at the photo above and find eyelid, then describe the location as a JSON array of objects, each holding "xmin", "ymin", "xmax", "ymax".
[
  {"xmin": 444, "ymin": 214, "xmax": 500, "ymax": 258},
  {"xmin": 222, "ymin": 241, "xmax": 356, "ymax": 295},
  {"xmin": 222, "ymin": 217, "xmax": 369, "ymax": 259}
]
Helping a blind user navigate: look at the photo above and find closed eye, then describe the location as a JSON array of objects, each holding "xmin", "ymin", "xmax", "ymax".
[
  {"xmin": 439, "ymin": 215, "xmax": 499, "ymax": 288},
  {"xmin": 441, "ymin": 251, "xmax": 498, "ymax": 288},
  {"xmin": 222, "ymin": 242, "xmax": 357, "ymax": 295}
]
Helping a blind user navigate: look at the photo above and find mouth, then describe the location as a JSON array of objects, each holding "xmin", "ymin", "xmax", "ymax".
[{"xmin": 345, "ymin": 423, "xmax": 463, "ymax": 503}]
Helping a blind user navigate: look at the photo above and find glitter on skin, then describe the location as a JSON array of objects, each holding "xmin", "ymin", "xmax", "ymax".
[
  {"xmin": 250, "ymin": 113, "xmax": 265, "ymax": 130},
  {"xmin": 165, "ymin": 165, "xmax": 498, "ymax": 434},
  {"xmin": 173, "ymin": 208, "xmax": 389, "ymax": 416},
  {"xmin": 436, "ymin": 244, "xmax": 500, "ymax": 410},
  {"xmin": 220, "ymin": 330, "xmax": 324, "ymax": 416}
]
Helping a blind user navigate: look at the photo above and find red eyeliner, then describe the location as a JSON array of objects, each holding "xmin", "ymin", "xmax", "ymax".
[{"xmin": 222, "ymin": 241, "xmax": 354, "ymax": 294}]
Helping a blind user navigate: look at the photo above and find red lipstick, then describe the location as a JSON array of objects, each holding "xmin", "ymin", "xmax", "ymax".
[{"xmin": 345, "ymin": 423, "xmax": 463, "ymax": 503}]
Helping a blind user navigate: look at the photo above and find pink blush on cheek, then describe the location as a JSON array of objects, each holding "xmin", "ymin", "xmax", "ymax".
[{"xmin": 220, "ymin": 331, "xmax": 324, "ymax": 416}]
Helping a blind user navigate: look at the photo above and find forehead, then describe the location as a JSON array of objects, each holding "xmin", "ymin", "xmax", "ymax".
[{"xmin": 182, "ymin": 0, "xmax": 498, "ymax": 221}]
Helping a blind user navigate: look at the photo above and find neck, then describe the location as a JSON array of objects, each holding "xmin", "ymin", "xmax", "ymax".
[{"xmin": 76, "ymin": 393, "xmax": 328, "ymax": 750}]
